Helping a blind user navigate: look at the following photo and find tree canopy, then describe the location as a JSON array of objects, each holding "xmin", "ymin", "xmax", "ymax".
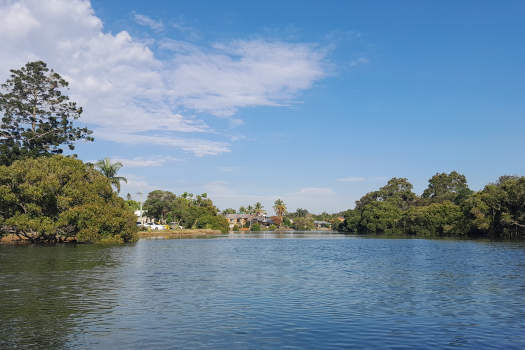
[
  {"xmin": 0, "ymin": 61, "xmax": 93, "ymax": 165},
  {"xmin": 338, "ymin": 172, "xmax": 525, "ymax": 239},
  {"xmin": 0, "ymin": 156, "xmax": 137, "ymax": 243},
  {"xmin": 422, "ymin": 171, "xmax": 471, "ymax": 204},
  {"xmin": 143, "ymin": 190, "xmax": 228, "ymax": 232}
]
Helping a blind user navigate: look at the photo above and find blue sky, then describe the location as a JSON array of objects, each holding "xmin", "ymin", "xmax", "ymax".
[{"xmin": 1, "ymin": 1, "xmax": 524, "ymax": 213}]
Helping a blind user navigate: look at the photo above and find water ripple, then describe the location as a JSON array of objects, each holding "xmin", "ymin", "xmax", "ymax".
[{"xmin": 1, "ymin": 235, "xmax": 525, "ymax": 349}]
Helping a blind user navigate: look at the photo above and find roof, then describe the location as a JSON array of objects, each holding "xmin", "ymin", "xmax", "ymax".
[
  {"xmin": 253, "ymin": 216, "xmax": 274, "ymax": 224},
  {"xmin": 313, "ymin": 220, "xmax": 331, "ymax": 225},
  {"xmin": 224, "ymin": 214, "xmax": 253, "ymax": 219}
]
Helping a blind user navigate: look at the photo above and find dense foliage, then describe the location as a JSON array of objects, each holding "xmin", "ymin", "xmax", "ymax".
[
  {"xmin": 338, "ymin": 172, "xmax": 525, "ymax": 239},
  {"xmin": 0, "ymin": 61, "xmax": 93, "ymax": 166},
  {"xmin": 0, "ymin": 156, "xmax": 138, "ymax": 243},
  {"xmin": 143, "ymin": 191, "xmax": 229, "ymax": 232}
]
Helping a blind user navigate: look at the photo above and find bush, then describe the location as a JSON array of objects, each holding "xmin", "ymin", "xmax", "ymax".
[
  {"xmin": 195, "ymin": 214, "xmax": 229, "ymax": 233},
  {"xmin": 0, "ymin": 156, "xmax": 138, "ymax": 243},
  {"xmin": 233, "ymin": 224, "xmax": 240, "ymax": 232},
  {"xmin": 250, "ymin": 223, "xmax": 261, "ymax": 232}
]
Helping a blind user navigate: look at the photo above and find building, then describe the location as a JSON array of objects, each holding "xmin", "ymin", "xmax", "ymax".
[
  {"xmin": 134, "ymin": 209, "xmax": 153, "ymax": 225},
  {"xmin": 224, "ymin": 214, "xmax": 253, "ymax": 230},
  {"xmin": 224, "ymin": 214, "xmax": 275, "ymax": 230},
  {"xmin": 313, "ymin": 220, "xmax": 332, "ymax": 230}
]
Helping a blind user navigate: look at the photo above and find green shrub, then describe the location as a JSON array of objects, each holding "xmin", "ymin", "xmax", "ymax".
[
  {"xmin": 195, "ymin": 214, "xmax": 229, "ymax": 233},
  {"xmin": 0, "ymin": 156, "xmax": 138, "ymax": 243}
]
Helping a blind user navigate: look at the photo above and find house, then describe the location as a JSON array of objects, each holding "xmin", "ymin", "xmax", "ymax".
[
  {"xmin": 253, "ymin": 216, "xmax": 275, "ymax": 227},
  {"xmin": 134, "ymin": 209, "xmax": 153, "ymax": 225},
  {"xmin": 313, "ymin": 220, "xmax": 332, "ymax": 230},
  {"xmin": 223, "ymin": 214, "xmax": 275, "ymax": 230},
  {"xmin": 224, "ymin": 214, "xmax": 253, "ymax": 229}
]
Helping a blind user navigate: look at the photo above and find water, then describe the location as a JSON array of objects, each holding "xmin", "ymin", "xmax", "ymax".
[{"xmin": 1, "ymin": 233, "xmax": 525, "ymax": 349}]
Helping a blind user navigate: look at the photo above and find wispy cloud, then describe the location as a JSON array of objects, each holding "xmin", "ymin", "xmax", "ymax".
[
  {"xmin": 113, "ymin": 156, "xmax": 179, "ymax": 168},
  {"xmin": 134, "ymin": 13, "xmax": 164, "ymax": 31},
  {"xmin": 0, "ymin": 0, "xmax": 329, "ymax": 157},
  {"xmin": 160, "ymin": 39, "xmax": 329, "ymax": 116},
  {"xmin": 172, "ymin": 21, "xmax": 200, "ymax": 41},
  {"xmin": 337, "ymin": 176, "xmax": 366, "ymax": 182},
  {"xmin": 96, "ymin": 131, "xmax": 230, "ymax": 156}
]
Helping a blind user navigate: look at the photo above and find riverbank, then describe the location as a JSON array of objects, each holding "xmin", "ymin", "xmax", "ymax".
[
  {"xmin": 0, "ymin": 234, "xmax": 78, "ymax": 245},
  {"xmin": 138, "ymin": 229, "xmax": 223, "ymax": 239}
]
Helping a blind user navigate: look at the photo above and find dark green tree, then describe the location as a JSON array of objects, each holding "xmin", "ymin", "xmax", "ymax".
[
  {"xmin": 359, "ymin": 201, "xmax": 403, "ymax": 234},
  {"xmin": 0, "ymin": 156, "xmax": 137, "ymax": 243},
  {"xmin": 422, "ymin": 171, "xmax": 471, "ymax": 204},
  {"xmin": 403, "ymin": 201, "xmax": 463, "ymax": 236},
  {"xmin": 466, "ymin": 176, "xmax": 525, "ymax": 238},
  {"xmin": 291, "ymin": 217, "xmax": 315, "ymax": 231},
  {"xmin": 0, "ymin": 61, "xmax": 93, "ymax": 165},
  {"xmin": 222, "ymin": 208, "xmax": 236, "ymax": 215},
  {"xmin": 143, "ymin": 190, "xmax": 178, "ymax": 222},
  {"xmin": 294, "ymin": 208, "xmax": 309, "ymax": 217},
  {"xmin": 195, "ymin": 214, "xmax": 229, "ymax": 233}
]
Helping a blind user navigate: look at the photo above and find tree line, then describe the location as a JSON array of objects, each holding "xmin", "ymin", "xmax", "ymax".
[
  {"xmin": 139, "ymin": 191, "xmax": 229, "ymax": 233},
  {"xmin": 337, "ymin": 172, "xmax": 525, "ymax": 239},
  {"xmin": 1, "ymin": 61, "xmax": 522, "ymax": 242}
]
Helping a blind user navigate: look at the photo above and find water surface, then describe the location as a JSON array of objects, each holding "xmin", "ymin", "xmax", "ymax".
[{"xmin": 1, "ymin": 233, "xmax": 525, "ymax": 349}]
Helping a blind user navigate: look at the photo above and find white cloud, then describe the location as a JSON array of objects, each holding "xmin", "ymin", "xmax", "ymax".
[
  {"xmin": 113, "ymin": 156, "xmax": 179, "ymax": 168},
  {"xmin": 95, "ymin": 130, "xmax": 230, "ymax": 157},
  {"xmin": 0, "ymin": 0, "xmax": 329, "ymax": 157},
  {"xmin": 134, "ymin": 13, "xmax": 164, "ymax": 31},
  {"xmin": 162, "ymin": 39, "xmax": 329, "ymax": 116},
  {"xmin": 337, "ymin": 176, "xmax": 366, "ymax": 182}
]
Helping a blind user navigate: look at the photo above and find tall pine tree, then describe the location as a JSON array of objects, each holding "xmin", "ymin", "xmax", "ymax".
[{"xmin": 0, "ymin": 61, "xmax": 93, "ymax": 165}]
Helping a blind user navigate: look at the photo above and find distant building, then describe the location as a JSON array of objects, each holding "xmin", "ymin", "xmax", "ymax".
[
  {"xmin": 313, "ymin": 220, "xmax": 332, "ymax": 229},
  {"xmin": 134, "ymin": 209, "xmax": 153, "ymax": 225},
  {"xmin": 224, "ymin": 214, "xmax": 253, "ymax": 229},
  {"xmin": 224, "ymin": 214, "xmax": 275, "ymax": 230}
]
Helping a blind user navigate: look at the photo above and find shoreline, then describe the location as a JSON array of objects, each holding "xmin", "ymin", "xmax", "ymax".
[
  {"xmin": 137, "ymin": 229, "xmax": 223, "ymax": 239},
  {"xmin": 2, "ymin": 230, "xmax": 522, "ymax": 244}
]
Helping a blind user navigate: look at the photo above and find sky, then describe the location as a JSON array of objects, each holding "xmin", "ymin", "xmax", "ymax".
[{"xmin": 0, "ymin": 0, "xmax": 524, "ymax": 214}]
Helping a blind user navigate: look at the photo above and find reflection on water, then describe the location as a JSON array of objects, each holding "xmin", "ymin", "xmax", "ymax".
[{"xmin": 1, "ymin": 234, "xmax": 525, "ymax": 349}]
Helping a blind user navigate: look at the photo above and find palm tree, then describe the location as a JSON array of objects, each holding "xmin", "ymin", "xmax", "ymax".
[
  {"xmin": 273, "ymin": 199, "xmax": 287, "ymax": 226},
  {"xmin": 95, "ymin": 157, "xmax": 127, "ymax": 193},
  {"xmin": 254, "ymin": 202, "xmax": 266, "ymax": 216}
]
